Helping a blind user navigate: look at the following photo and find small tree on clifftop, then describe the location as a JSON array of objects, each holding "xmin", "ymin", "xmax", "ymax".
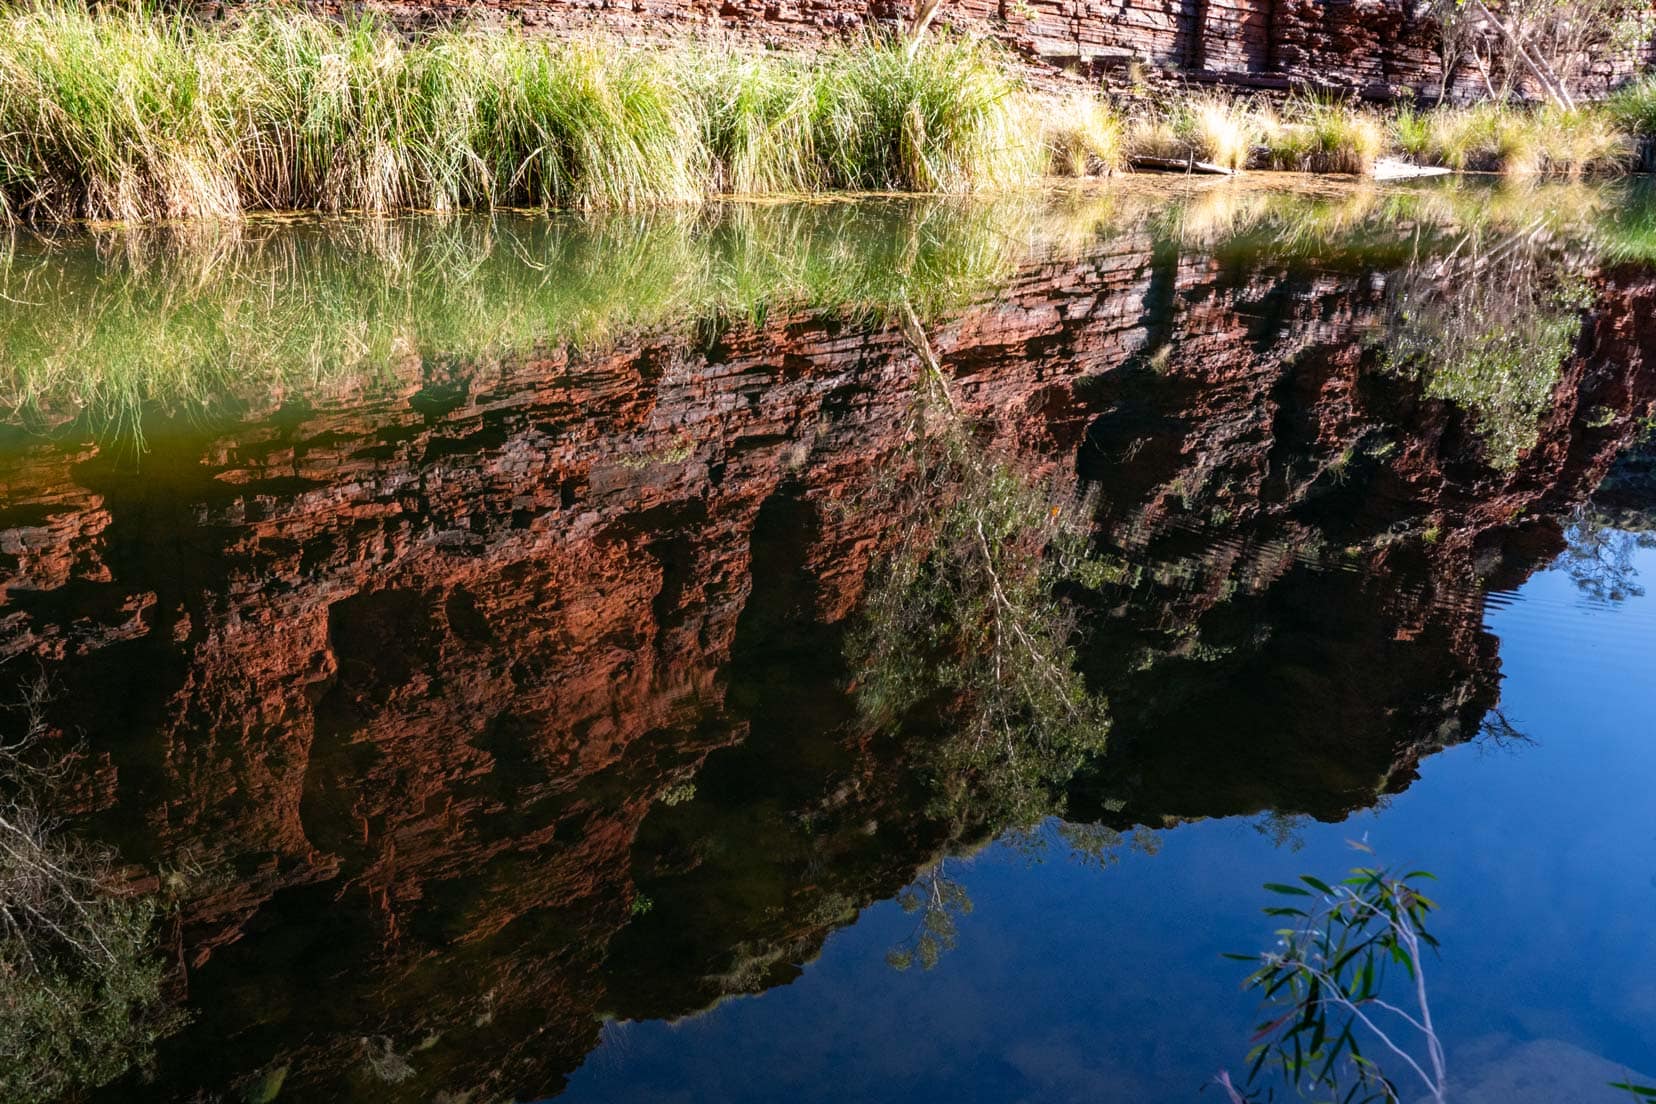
[{"xmin": 1434, "ymin": 0, "xmax": 1655, "ymax": 107}]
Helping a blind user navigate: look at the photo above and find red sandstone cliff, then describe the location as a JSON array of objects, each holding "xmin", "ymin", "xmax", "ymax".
[{"xmin": 278, "ymin": 0, "xmax": 1654, "ymax": 101}]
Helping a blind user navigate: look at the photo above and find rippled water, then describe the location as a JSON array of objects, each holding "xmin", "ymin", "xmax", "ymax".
[{"xmin": 1, "ymin": 177, "xmax": 1653, "ymax": 1103}]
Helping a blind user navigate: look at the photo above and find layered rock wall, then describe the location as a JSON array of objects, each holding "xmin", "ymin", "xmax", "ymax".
[{"xmin": 332, "ymin": 0, "xmax": 1654, "ymax": 100}]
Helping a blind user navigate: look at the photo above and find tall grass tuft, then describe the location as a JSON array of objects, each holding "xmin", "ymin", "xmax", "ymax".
[
  {"xmin": 693, "ymin": 53, "xmax": 822, "ymax": 194},
  {"xmin": 1256, "ymin": 97, "xmax": 1383, "ymax": 174},
  {"xmin": 1126, "ymin": 94, "xmax": 1254, "ymax": 170},
  {"xmin": 1303, "ymin": 98, "xmax": 1385, "ymax": 174},
  {"xmin": 0, "ymin": 4, "xmax": 1045, "ymax": 223},
  {"xmin": 1047, "ymin": 94, "xmax": 1125, "ymax": 177},
  {"xmin": 0, "ymin": 5, "xmax": 239, "ymax": 222},
  {"xmin": 1407, "ymin": 103, "xmax": 1629, "ymax": 175},
  {"xmin": 1393, "ymin": 107, "xmax": 1432, "ymax": 162},
  {"xmin": 1538, "ymin": 107, "xmax": 1629, "ymax": 175},
  {"xmin": 1187, "ymin": 96, "xmax": 1255, "ymax": 172},
  {"xmin": 808, "ymin": 38, "xmax": 1044, "ymax": 191},
  {"xmin": 1606, "ymin": 77, "xmax": 1656, "ymax": 141},
  {"xmin": 1607, "ymin": 78, "xmax": 1656, "ymax": 170}
]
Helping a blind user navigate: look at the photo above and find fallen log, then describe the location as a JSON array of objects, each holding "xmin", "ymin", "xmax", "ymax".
[
  {"xmin": 1129, "ymin": 155, "xmax": 1234, "ymax": 176},
  {"xmin": 1372, "ymin": 158, "xmax": 1453, "ymax": 181}
]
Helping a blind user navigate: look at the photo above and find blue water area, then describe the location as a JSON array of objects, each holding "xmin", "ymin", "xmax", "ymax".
[{"xmin": 563, "ymin": 538, "xmax": 1656, "ymax": 1103}]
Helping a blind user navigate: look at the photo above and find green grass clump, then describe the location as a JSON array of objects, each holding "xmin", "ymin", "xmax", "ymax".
[
  {"xmin": 1126, "ymin": 95, "xmax": 1256, "ymax": 170},
  {"xmin": 690, "ymin": 38, "xmax": 1046, "ymax": 193},
  {"xmin": 693, "ymin": 53, "xmax": 822, "ymax": 194},
  {"xmin": 1538, "ymin": 106, "xmax": 1630, "ymax": 174},
  {"xmin": 1256, "ymin": 97, "xmax": 1383, "ymax": 174},
  {"xmin": 1407, "ymin": 103, "xmax": 1628, "ymax": 175},
  {"xmin": 808, "ymin": 39, "xmax": 1044, "ymax": 191},
  {"xmin": 1408, "ymin": 105, "xmax": 1515, "ymax": 172},
  {"xmin": 1393, "ymin": 107, "xmax": 1432, "ymax": 160},
  {"xmin": 0, "ymin": 3, "xmax": 1045, "ymax": 223},
  {"xmin": 1047, "ymin": 94, "xmax": 1125, "ymax": 177},
  {"xmin": 1185, "ymin": 96, "xmax": 1256, "ymax": 171},
  {"xmin": 1253, "ymin": 107, "xmax": 1315, "ymax": 170},
  {"xmin": 1606, "ymin": 76, "xmax": 1656, "ymax": 140},
  {"xmin": 0, "ymin": 5, "xmax": 237, "ymax": 222},
  {"xmin": 1303, "ymin": 99, "xmax": 1385, "ymax": 174}
]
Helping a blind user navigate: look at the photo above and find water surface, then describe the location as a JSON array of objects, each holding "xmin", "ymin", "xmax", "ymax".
[{"xmin": 1, "ymin": 177, "xmax": 1654, "ymax": 1103}]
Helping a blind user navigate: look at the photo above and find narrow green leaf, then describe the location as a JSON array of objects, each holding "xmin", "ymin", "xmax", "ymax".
[{"xmin": 1247, "ymin": 1039, "xmax": 1271, "ymax": 1082}]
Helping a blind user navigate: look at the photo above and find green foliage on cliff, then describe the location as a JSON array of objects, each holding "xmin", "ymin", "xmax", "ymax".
[
  {"xmin": 0, "ymin": 889, "xmax": 183, "ymax": 1104},
  {"xmin": 0, "ymin": 695, "xmax": 186, "ymax": 1104}
]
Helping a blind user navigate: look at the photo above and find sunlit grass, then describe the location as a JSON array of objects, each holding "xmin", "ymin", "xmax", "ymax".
[
  {"xmin": 1123, "ymin": 94, "xmax": 1634, "ymax": 179},
  {"xmin": 0, "ymin": 3, "xmax": 1054, "ymax": 223},
  {"xmin": 0, "ymin": 0, "xmax": 1645, "ymax": 227},
  {"xmin": 1187, "ymin": 96, "xmax": 1255, "ymax": 172},
  {"xmin": 1402, "ymin": 103, "xmax": 1628, "ymax": 175},
  {"xmin": 1605, "ymin": 75, "xmax": 1656, "ymax": 149},
  {"xmin": 1254, "ymin": 97, "xmax": 1384, "ymax": 174},
  {"xmin": 1047, "ymin": 94, "xmax": 1126, "ymax": 178},
  {"xmin": 1127, "ymin": 94, "xmax": 1254, "ymax": 170}
]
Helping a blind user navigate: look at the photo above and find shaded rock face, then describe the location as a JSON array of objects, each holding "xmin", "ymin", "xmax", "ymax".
[{"xmin": 1, "ymin": 227, "xmax": 1654, "ymax": 1101}]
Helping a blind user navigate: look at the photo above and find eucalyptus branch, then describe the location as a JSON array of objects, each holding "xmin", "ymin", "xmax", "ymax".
[{"xmin": 1225, "ymin": 858, "xmax": 1446, "ymax": 1104}]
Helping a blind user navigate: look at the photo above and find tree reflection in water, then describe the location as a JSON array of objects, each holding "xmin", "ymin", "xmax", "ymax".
[
  {"xmin": 1382, "ymin": 216, "xmax": 1593, "ymax": 470},
  {"xmin": 848, "ymin": 312, "xmax": 1119, "ymax": 969},
  {"xmin": 1561, "ymin": 504, "xmax": 1656, "ymax": 603},
  {"xmin": 849, "ymin": 315, "xmax": 1109, "ymax": 835}
]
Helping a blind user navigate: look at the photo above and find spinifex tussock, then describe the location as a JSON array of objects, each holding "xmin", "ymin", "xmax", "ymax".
[
  {"xmin": 1047, "ymin": 94, "xmax": 1125, "ymax": 177},
  {"xmin": 0, "ymin": 3, "xmax": 1045, "ymax": 224},
  {"xmin": 1406, "ymin": 102, "xmax": 1629, "ymax": 176},
  {"xmin": 1125, "ymin": 94, "xmax": 1255, "ymax": 171}
]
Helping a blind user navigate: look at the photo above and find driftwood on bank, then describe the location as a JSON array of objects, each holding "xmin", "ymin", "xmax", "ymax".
[
  {"xmin": 1372, "ymin": 158, "xmax": 1455, "ymax": 181},
  {"xmin": 1129, "ymin": 155, "xmax": 1235, "ymax": 175},
  {"xmin": 1127, "ymin": 154, "xmax": 1452, "ymax": 181}
]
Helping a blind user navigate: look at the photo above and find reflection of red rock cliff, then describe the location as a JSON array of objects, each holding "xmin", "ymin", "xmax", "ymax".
[
  {"xmin": 1070, "ymin": 266, "xmax": 1656, "ymax": 824},
  {"xmin": 0, "ymin": 239, "xmax": 1149, "ymax": 953},
  {"xmin": 0, "ymin": 237, "xmax": 1653, "ymax": 1102}
]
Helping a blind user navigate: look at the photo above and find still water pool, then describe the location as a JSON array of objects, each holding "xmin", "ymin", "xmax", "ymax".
[
  {"xmin": 0, "ymin": 177, "xmax": 1653, "ymax": 1102},
  {"xmin": 563, "ymin": 545, "xmax": 1656, "ymax": 1103}
]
